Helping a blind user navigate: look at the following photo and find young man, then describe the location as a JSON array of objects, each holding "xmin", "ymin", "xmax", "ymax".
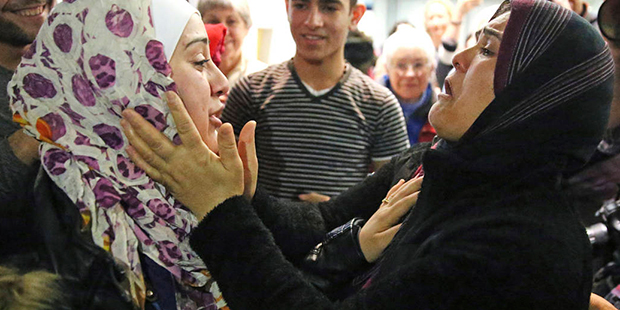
[{"xmin": 222, "ymin": 0, "xmax": 409, "ymax": 202}]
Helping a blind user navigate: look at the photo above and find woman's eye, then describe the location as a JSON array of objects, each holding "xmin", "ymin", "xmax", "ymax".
[
  {"xmin": 480, "ymin": 48, "xmax": 493, "ymax": 56},
  {"xmin": 194, "ymin": 59, "xmax": 210, "ymax": 68}
]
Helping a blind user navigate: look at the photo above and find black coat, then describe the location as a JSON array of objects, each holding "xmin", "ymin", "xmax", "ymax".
[{"xmin": 189, "ymin": 142, "xmax": 592, "ymax": 310}]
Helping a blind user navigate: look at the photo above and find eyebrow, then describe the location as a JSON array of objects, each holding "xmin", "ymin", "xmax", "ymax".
[
  {"xmin": 474, "ymin": 29, "xmax": 483, "ymax": 41},
  {"xmin": 482, "ymin": 26, "xmax": 503, "ymax": 40},
  {"xmin": 185, "ymin": 37, "xmax": 209, "ymax": 49}
]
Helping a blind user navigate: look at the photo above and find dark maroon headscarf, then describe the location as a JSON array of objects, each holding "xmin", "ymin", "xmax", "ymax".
[{"xmin": 442, "ymin": 0, "xmax": 615, "ymax": 176}]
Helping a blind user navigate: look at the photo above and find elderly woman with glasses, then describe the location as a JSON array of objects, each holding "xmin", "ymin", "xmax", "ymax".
[{"xmin": 381, "ymin": 27, "xmax": 438, "ymax": 145}]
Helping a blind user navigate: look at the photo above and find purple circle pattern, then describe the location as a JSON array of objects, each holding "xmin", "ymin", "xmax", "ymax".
[
  {"xmin": 53, "ymin": 24, "xmax": 73, "ymax": 53},
  {"xmin": 93, "ymin": 123, "xmax": 124, "ymax": 150},
  {"xmin": 89, "ymin": 54, "xmax": 116, "ymax": 89},
  {"xmin": 23, "ymin": 73, "xmax": 57, "ymax": 99},
  {"xmin": 71, "ymin": 74, "xmax": 96, "ymax": 106},
  {"xmin": 105, "ymin": 4, "xmax": 134, "ymax": 38}
]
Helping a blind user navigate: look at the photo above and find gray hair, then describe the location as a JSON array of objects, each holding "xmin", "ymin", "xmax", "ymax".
[
  {"xmin": 197, "ymin": 0, "xmax": 252, "ymax": 29},
  {"xmin": 382, "ymin": 27, "xmax": 437, "ymax": 67}
]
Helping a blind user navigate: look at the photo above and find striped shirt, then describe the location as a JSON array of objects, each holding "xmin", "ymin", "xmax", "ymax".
[{"xmin": 222, "ymin": 60, "xmax": 409, "ymax": 200}]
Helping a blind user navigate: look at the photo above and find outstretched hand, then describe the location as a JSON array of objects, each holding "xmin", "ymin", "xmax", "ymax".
[
  {"xmin": 359, "ymin": 177, "xmax": 423, "ymax": 263},
  {"xmin": 121, "ymin": 91, "xmax": 248, "ymax": 220},
  {"xmin": 456, "ymin": 0, "xmax": 483, "ymax": 19}
]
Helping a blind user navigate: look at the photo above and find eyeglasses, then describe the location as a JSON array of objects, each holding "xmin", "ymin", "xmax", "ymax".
[{"xmin": 598, "ymin": 0, "xmax": 620, "ymax": 42}]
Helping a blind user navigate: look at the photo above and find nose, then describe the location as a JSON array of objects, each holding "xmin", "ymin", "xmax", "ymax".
[
  {"xmin": 209, "ymin": 63, "xmax": 229, "ymax": 98},
  {"xmin": 305, "ymin": 5, "xmax": 323, "ymax": 28},
  {"xmin": 451, "ymin": 47, "xmax": 474, "ymax": 72},
  {"xmin": 404, "ymin": 66, "xmax": 416, "ymax": 77}
]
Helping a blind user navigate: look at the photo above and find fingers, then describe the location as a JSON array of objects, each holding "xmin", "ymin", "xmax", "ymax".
[
  {"xmin": 239, "ymin": 121, "xmax": 258, "ymax": 200},
  {"xmin": 382, "ymin": 179, "xmax": 405, "ymax": 207},
  {"xmin": 164, "ymin": 91, "xmax": 204, "ymax": 149},
  {"xmin": 384, "ymin": 177, "xmax": 423, "ymax": 206},
  {"xmin": 238, "ymin": 121, "xmax": 257, "ymax": 171},
  {"xmin": 218, "ymin": 123, "xmax": 242, "ymax": 170},
  {"xmin": 299, "ymin": 192, "xmax": 331, "ymax": 203},
  {"xmin": 121, "ymin": 108, "xmax": 175, "ymax": 158},
  {"xmin": 121, "ymin": 116, "xmax": 169, "ymax": 172}
]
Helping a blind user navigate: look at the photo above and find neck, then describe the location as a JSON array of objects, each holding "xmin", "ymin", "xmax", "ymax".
[
  {"xmin": 0, "ymin": 42, "xmax": 28, "ymax": 71},
  {"xmin": 220, "ymin": 51, "xmax": 243, "ymax": 77},
  {"xmin": 293, "ymin": 51, "xmax": 346, "ymax": 91}
]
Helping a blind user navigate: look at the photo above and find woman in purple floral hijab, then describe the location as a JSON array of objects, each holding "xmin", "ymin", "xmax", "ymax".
[{"xmin": 8, "ymin": 0, "xmax": 229, "ymax": 308}]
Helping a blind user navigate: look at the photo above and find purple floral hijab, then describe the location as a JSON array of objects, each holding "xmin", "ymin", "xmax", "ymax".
[{"xmin": 8, "ymin": 0, "xmax": 225, "ymax": 308}]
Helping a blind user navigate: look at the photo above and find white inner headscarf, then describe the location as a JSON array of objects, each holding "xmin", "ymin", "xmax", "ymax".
[{"xmin": 152, "ymin": 0, "xmax": 199, "ymax": 61}]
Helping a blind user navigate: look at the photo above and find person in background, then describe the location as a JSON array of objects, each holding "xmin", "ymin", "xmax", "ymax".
[
  {"xmin": 380, "ymin": 27, "xmax": 437, "ymax": 145},
  {"xmin": 221, "ymin": 0, "xmax": 409, "ymax": 203},
  {"xmin": 0, "ymin": 0, "xmax": 55, "ymax": 269},
  {"xmin": 344, "ymin": 29, "xmax": 376, "ymax": 77},
  {"xmin": 424, "ymin": 0, "xmax": 482, "ymax": 88},
  {"xmin": 198, "ymin": 0, "xmax": 266, "ymax": 88},
  {"xmin": 550, "ymin": 0, "xmax": 597, "ymax": 23},
  {"xmin": 372, "ymin": 21, "xmax": 415, "ymax": 80},
  {"xmin": 205, "ymin": 23, "xmax": 227, "ymax": 67},
  {"xmin": 122, "ymin": 0, "xmax": 614, "ymax": 308}
]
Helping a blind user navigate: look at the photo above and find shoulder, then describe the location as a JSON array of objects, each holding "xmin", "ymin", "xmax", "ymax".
[
  {"xmin": 245, "ymin": 61, "xmax": 292, "ymax": 82},
  {"xmin": 244, "ymin": 58, "xmax": 268, "ymax": 75},
  {"xmin": 340, "ymin": 68, "xmax": 398, "ymax": 107}
]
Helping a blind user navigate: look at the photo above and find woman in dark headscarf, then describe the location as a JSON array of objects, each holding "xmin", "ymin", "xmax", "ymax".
[{"xmin": 121, "ymin": 0, "xmax": 614, "ymax": 308}]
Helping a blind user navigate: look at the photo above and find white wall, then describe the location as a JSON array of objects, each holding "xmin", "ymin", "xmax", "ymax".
[{"xmin": 244, "ymin": 0, "xmax": 605, "ymax": 65}]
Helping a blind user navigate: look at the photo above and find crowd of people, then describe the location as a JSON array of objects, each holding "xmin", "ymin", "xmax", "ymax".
[{"xmin": 1, "ymin": 0, "xmax": 620, "ymax": 309}]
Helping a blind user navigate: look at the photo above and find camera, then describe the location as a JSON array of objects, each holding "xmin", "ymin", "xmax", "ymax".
[{"xmin": 587, "ymin": 199, "xmax": 620, "ymax": 246}]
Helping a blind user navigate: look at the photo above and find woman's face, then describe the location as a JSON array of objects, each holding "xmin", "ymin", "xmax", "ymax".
[
  {"xmin": 425, "ymin": 3, "xmax": 450, "ymax": 47},
  {"xmin": 428, "ymin": 12, "xmax": 510, "ymax": 141},
  {"xmin": 169, "ymin": 14, "xmax": 229, "ymax": 153},
  {"xmin": 202, "ymin": 7, "xmax": 249, "ymax": 64},
  {"xmin": 387, "ymin": 46, "xmax": 434, "ymax": 102}
]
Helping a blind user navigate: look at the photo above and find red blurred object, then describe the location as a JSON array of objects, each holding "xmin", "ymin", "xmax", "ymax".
[{"xmin": 204, "ymin": 23, "xmax": 227, "ymax": 67}]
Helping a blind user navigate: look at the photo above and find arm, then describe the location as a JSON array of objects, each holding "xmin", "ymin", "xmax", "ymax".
[
  {"xmin": 0, "ymin": 129, "xmax": 40, "ymax": 202},
  {"xmin": 189, "ymin": 197, "xmax": 584, "ymax": 310},
  {"xmin": 441, "ymin": 0, "xmax": 483, "ymax": 48},
  {"xmin": 370, "ymin": 92, "xmax": 409, "ymax": 164}
]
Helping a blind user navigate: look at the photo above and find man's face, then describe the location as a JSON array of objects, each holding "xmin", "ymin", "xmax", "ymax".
[
  {"xmin": 286, "ymin": 0, "xmax": 363, "ymax": 64},
  {"xmin": 0, "ymin": 0, "xmax": 54, "ymax": 47}
]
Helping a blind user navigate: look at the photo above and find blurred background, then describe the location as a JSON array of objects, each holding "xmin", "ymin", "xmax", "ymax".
[{"xmin": 237, "ymin": 0, "xmax": 604, "ymax": 65}]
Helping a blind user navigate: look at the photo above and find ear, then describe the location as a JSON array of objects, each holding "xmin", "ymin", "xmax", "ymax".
[{"xmin": 349, "ymin": 3, "xmax": 366, "ymax": 30}]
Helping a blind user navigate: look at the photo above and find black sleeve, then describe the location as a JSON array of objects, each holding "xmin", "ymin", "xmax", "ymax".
[
  {"xmin": 300, "ymin": 218, "xmax": 371, "ymax": 300},
  {"xmin": 0, "ymin": 137, "xmax": 39, "ymax": 204},
  {"xmin": 190, "ymin": 194, "xmax": 590, "ymax": 310},
  {"xmin": 249, "ymin": 154, "xmax": 398, "ymax": 264}
]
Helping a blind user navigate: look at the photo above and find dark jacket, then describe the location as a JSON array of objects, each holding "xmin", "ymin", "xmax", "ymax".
[{"xmin": 189, "ymin": 142, "xmax": 593, "ymax": 310}]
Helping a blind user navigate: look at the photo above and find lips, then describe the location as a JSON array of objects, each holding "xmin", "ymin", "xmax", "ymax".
[
  {"xmin": 302, "ymin": 34, "xmax": 326, "ymax": 41},
  {"xmin": 444, "ymin": 79, "xmax": 453, "ymax": 96},
  {"xmin": 210, "ymin": 106, "xmax": 224, "ymax": 128},
  {"xmin": 9, "ymin": 4, "xmax": 45, "ymax": 17}
]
